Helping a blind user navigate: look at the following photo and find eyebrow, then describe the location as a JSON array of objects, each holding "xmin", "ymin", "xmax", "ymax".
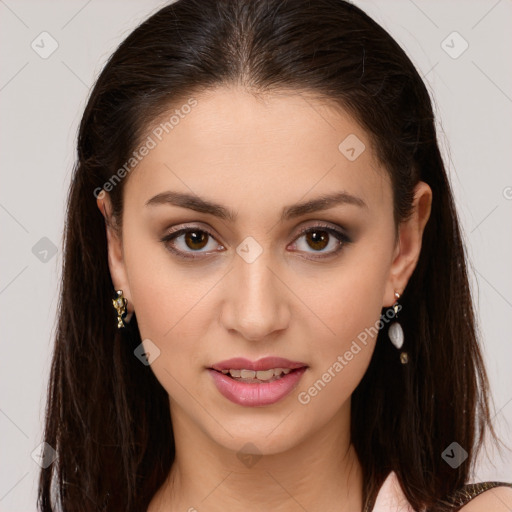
[{"xmin": 145, "ymin": 190, "xmax": 367, "ymax": 222}]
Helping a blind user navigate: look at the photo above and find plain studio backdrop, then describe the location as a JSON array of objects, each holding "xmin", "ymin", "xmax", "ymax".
[{"xmin": 0, "ymin": 0, "xmax": 511, "ymax": 509}]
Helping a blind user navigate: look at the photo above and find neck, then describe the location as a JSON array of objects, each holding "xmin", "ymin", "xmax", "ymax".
[{"xmin": 149, "ymin": 400, "xmax": 364, "ymax": 511}]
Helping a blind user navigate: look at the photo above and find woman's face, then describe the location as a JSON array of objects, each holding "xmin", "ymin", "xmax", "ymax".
[{"xmin": 99, "ymin": 86, "xmax": 430, "ymax": 456}]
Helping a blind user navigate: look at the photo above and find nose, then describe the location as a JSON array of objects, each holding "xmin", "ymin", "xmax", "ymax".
[{"xmin": 220, "ymin": 251, "xmax": 290, "ymax": 342}]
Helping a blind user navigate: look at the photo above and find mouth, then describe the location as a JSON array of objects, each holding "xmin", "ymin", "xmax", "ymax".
[
  {"xmin": 211, "ymin": 367, "xmax": 301, "ymax": 383},
  {"xmin": 208, "ymin": 357, "xmax": 308, "ymax": 407},
  {"xmin": 210, "ymin": 356, "xmax": 307, "ymax": 383}
]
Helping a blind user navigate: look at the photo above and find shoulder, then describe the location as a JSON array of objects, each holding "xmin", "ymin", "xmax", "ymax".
[{"xmin": 457, "ymin": 484, "xmax": 512, "ymax": 511}]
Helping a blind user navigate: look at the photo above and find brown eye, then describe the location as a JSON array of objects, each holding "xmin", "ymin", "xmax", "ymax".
[
  {"xmin": 161, "ymin": 227, "xmax": 224, "ymax": 260},
  {"xmin": 291, "ymin": 224, "xmax": 350, "ymax": 259},
  {"xmin": 304, "ymin": 229, "xmax": 330, "ymax": 251},
  {"xmin": 183, "ymin": 230, "xmax": 209, "ymax": 250}
]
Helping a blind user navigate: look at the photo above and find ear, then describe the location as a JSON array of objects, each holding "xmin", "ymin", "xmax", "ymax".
[
  {"xmin": 383, "ymin": 181, "xmax": 432, "ymax": 307},
  {"xmin": 96, "ymin": 193, "xmax": 135, "ymax": 322}
]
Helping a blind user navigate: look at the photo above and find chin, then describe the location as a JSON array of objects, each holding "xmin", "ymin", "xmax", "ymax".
[{"xmin": 207, "ymin": 417, "xmax": 310, "ymax": 458}]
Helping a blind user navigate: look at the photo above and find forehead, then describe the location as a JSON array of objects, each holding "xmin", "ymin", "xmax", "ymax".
[{"xmin": 125, "ymin": 85, "xmax": 391, "ymax": 218}]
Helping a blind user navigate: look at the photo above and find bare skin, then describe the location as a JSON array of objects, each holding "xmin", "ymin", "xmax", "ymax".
[{"xmin": 98, "ymin": 85, "xmax": 433, "ymax": 511}]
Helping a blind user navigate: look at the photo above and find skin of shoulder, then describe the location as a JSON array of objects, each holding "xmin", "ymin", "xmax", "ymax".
[{"xmin": 458, "ymin": 485, "xmax": 512, "ymax": 511}]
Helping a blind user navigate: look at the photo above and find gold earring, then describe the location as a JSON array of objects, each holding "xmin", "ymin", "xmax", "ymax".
[{"xmin": 112, "ymin": 290, "xmax": 128, "ymax": 328}]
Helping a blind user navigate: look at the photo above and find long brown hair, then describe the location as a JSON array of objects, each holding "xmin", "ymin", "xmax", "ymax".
[{"xmin": 38, "ymin": 0, "xmax": 501, "ymax": 510}]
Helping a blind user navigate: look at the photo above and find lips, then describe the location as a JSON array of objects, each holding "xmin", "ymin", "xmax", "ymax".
[
  {"xmin": 208, "ymin": 357, "xmax": 308, "ymax": 407},
  {"xmin": 210, "ymin": 357, "xmax": 307, "ymax": 372}
]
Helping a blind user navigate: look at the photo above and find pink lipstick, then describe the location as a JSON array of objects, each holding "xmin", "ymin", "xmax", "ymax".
[{"xmin": 208, "ymin": 357, "xmax": 308, "ymax": 407}]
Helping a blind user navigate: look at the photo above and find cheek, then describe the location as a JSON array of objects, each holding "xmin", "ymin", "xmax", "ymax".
[
  {"xmin": 293, "ymin": 242, "xmax": 392, "ymax": 405},
  {"xmin": 122, "ymin": 231, "xmax": 232, "ymax": 411},
  {"xmin": 300, "ymin": 245, "xmax": 390, "ymax": 346},
  {"xmin": 293, "ymin": 297, "xmax": 380, "ymax": 426},
  {"xmin": 124, "ymin": 237, "xmax": 217, "ymax": 404},
  {"xmin": 122, "ymin": 225, "xmax": 214, "ymax": 340}
]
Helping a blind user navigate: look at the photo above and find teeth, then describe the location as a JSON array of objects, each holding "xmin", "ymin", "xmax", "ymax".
[
  {"xmin": 219, "ymin": 368, "xmax": 295, "ymax": 380},
  {"xmin": 255, "ymin": 369, "xmax": 274, "ymax": 380}
]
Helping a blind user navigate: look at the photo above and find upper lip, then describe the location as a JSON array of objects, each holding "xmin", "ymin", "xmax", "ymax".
[{"xmin": 210, "ymin": 357, "xmax": 307, "ymax": 372}]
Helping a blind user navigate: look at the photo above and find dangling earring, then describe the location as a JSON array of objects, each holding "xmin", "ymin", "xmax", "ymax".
[
  {"xmin": 112, "ymin": 290, "xmax": 127, "ymax": 328},
  {"xmin": 388, "ymin": 291, "xmax": 408, "ymax": 364}
]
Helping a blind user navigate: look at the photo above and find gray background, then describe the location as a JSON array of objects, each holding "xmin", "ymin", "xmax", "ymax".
[{"xmin": 1, "ymin": 0, "xmax": 511, "ymax": 509}]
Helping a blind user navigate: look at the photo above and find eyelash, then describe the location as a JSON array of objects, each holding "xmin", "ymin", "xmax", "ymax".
[{"xmin": 160, "ymin": 223, "xmax": 351, "ymax": 261}]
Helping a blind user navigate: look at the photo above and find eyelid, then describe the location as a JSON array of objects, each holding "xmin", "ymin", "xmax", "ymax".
[
  {"xmin": 164, "ymin": 221, "xmax": 219, "ymax": 238},
  {"xmin": 293, "ymin": 221, "xmax": 348, "ymax": 239}
]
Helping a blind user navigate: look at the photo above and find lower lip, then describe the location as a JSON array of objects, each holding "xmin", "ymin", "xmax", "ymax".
[{"xmin": 208, "ymin": 368, "xmax": 307, "ymax": 407}]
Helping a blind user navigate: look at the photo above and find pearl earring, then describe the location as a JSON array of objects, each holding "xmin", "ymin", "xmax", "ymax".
[{"xmin": 388, "ymin": 291, "xmax": 408, "ymax": 364}]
